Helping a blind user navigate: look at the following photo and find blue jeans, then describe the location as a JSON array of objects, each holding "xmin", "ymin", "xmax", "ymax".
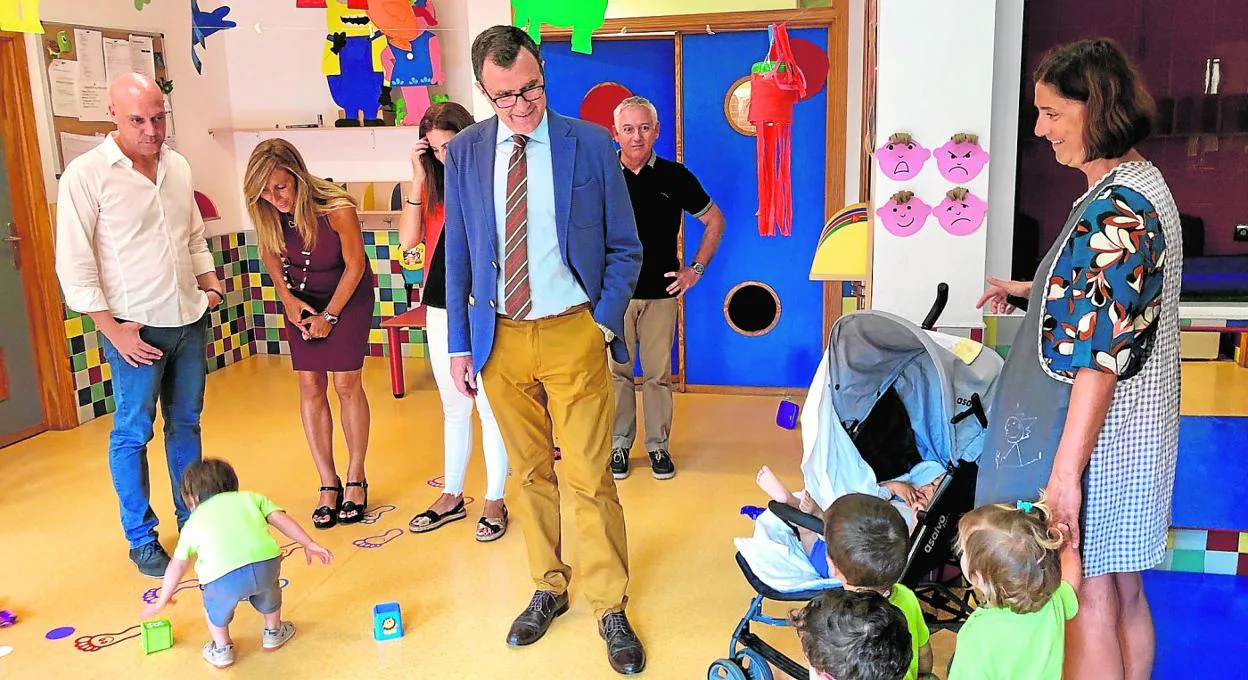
[{"xmin": 100, "ymin": 314, "xmax": 209, "ymax": 549}]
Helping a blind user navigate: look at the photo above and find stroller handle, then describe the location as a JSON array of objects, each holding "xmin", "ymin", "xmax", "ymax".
[
  {"xmin": 920, "ymin": 282, "xmax": 950, "ymax": 331},
  {"xmin": 767, "ymin": 500, "xmax": 825, "ymax": 535}
]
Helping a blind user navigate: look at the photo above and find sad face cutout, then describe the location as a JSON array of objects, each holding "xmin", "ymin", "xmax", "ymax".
[
  {"xmin": 934, "ymin": 133, "xmax": 989, "ymax": 182},
  {"xmin": 934, "ymin": 188, "xmax": 987, "ymax": 236},
  {"xmin": 876, "ymin": 191, "xmax": 932, "ymax": 238},
  {"xmin": 874, "ymin": 133, "xmax": 930, "ymax": 181}
]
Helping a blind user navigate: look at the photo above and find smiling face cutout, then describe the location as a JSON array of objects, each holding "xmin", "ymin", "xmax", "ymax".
[
  {"xmin": 934, "ymin": 188, "xmax": 987, "ymax": 236},
  {"xmin": 876, "ymin": 191, "xmax": 932, "ymax": 237},
  {"xmin": 934, "ymin": 134, "xmax": 989, "ymax": 182},
  {"xmin": 874, "ymin": 134, "xmax": 930, "ymax": 180}
]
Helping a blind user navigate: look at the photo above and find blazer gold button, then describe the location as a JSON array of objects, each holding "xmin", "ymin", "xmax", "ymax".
[{"xmin": 468, "ymin": 295, "xmax": 475, "ymax": 306}]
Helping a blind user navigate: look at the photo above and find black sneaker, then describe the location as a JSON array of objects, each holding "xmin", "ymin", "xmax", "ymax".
[
  {"xmin": 129, "ymin": 541, "xmax": 171, "ymax": 578},
  {"xmin": 610, "ymin": 448, "xmax": 630, "ymax": 480},
  {"xmin": 648, "ymin": 450, "xmax": 675, "ymax": 480}
]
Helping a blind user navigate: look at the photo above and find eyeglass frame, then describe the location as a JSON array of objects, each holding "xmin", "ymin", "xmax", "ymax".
[{"xmin": 482, "ymin": 82, "xmax": 547, "ymax": 109}]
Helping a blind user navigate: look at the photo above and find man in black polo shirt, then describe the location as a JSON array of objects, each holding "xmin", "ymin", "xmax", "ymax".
[{"xmin": 610, "ymin": 96, "xmax": 725, "ymax": 480}]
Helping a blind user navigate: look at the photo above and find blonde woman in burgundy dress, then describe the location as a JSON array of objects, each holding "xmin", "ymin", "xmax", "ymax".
[{"xmin": 244, "ymin": 139, "xmax": 376, "ymax": 529}]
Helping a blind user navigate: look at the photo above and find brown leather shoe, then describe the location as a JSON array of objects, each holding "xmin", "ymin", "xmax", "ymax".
[
  {"xmin": 599, "ymin": 611, "xmax": 646, "ymax": 675},
  {"xmin": 506, "ymin": 591, "xmax": 569, "ymax": 647}
]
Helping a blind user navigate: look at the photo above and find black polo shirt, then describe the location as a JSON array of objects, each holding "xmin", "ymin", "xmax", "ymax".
[{"xmin": 621, "ymin": 153, "xmax": 713, "ymax": 299}]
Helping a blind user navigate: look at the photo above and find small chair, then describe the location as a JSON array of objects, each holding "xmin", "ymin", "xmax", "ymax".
[{"xmin": 380, "ymin": 305, "xmax": 427, "ymax": 398}]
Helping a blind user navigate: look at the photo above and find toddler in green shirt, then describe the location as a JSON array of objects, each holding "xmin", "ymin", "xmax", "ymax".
[
  {"xmin": 948, "ymin": 497, "xmax": 1082, "ymax": 680},
  {"xmin": 141, "ymin": 459, "xmax": 333, "ymax": 668},
  {"xmin": 818, "ymin": 494, "xmax": 935, "ymax": 680}
]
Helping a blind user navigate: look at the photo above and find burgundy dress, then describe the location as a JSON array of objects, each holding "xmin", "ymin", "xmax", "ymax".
[{"xmin": 280, "ymin": 213, "xmax": 376, "ymax": 372}]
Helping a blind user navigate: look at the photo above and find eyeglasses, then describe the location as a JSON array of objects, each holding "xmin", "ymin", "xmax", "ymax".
[{"xmin": 486, "ymin": 83, "xmax": 546, "ymax": 109}]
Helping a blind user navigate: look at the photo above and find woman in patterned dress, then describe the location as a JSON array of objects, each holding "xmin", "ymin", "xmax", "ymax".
[
  {"xmin": 244, "ymin": 139, "xmax": 376, "ymax": 529},
  {"xmin": 977, "ymin": 39, "xmax": 1181, "ymax": 680}
]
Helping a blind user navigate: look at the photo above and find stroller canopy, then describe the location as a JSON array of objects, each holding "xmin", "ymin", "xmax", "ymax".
[{"xmin": 822, "ymin": 310, "xmax": 1003, "ymax": 468}]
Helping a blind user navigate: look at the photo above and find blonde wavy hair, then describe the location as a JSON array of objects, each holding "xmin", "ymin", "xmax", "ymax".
[
  {"xmin": 945, "ymin": 187, "xmax": 971, "ymax": 202},
  {"xmin": 956, "ymin": 494, "xmax": 1067, "ymax": 614},
  {"xmin": 243, "ymin": 138, "xmax": 357, "ymax": 255},
  {"xmin": 889, "ymin": 190, "xmax": 916, "ymax": 204}
]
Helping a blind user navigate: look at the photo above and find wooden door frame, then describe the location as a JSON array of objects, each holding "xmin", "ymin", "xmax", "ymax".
[
  {"xmin": 542, "ymin": 6, "xmax": 848, "ymax": 396},
  {"xmin": 0, "ymin": 31, "xmax": 78, "ymax": 442}
]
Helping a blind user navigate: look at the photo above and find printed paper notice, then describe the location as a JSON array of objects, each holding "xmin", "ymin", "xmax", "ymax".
[
  {"xmin": 129, "ymin": 35, "xmax": 156, "ymax": 80},
  {"xmin": 60, "ymin": 132, "xmax": 106, "ymax": 170},
  {"xmin": 73, "ymin": 29, "xmax": 106, "ymax": 84},
  {"xmin": 48, "ymin": 59, "xmax": 80, "ymax": 118},
  {"xmin": 103, "ymin": 37, "xmax": 133, "ymax": 85},
  {"xmin": 78, "ymin": 83, "xmax": 110, "ymax": 122}
]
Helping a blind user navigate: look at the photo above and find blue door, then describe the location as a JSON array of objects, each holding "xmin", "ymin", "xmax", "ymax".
[
  {"xmin": 542, "ymin": 38, "xmax": 681, "ymax": 380},
  {"xmin": 680, "ymin": 29, "xmax": 827, "ymax": 388}
]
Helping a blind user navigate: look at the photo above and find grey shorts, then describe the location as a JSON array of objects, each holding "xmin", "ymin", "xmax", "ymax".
[{"xmin": 201, "ymin": 557, "xmax": 282, "ymax": 628}]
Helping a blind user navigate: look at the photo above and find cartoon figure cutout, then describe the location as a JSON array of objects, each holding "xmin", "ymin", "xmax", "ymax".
[
  {"xmin": 934, "ymin": 133, "xmax": 989, "ymax": 182},
  {"xmin": 370, "ymin": 0, "xmax": 443, "ymax": 125},
  {"xmin": 934, "ymin": 187, "xmax": 987, "ymax": 236},
  {"xmin": 874, "ymin": 132, "xmax": 929, "ymax": 181},
  {"xmin": 876, "ymin": 191, "xmax": 931, "ymax": 238}
]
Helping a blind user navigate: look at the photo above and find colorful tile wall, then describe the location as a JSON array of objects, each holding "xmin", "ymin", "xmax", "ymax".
[
  {"xmin": 63, "ymin": 231, "xmax": 428, "ymax": 425},
  {"xmin": 1157, "ymin": 528, "xmax": 1248, "ymax": 577}
]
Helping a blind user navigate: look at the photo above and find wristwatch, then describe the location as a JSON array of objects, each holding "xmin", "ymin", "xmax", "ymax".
[
  {"xmin": 321, "ymin": 311, "xmax": 339, "ymax": 325},
  {"xmin": 691, "ymin": 262, "xmax": 706, "ymax": 276}
]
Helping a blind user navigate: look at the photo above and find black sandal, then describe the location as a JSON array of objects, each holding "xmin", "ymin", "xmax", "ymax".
[
  {"xmin": 312, "ymin": 477, "xmax": 343, "ymax": 530},
  {"xmin": 338, "ymin": 480, "xmax": 369, "ymax": 524},
  {"xmin": 408, "ymin": 498, "xmax": 467, "ymax": 533},
  {"xmin": 476, "ymin": 507, "xmax": 509, "ymax": 543}
]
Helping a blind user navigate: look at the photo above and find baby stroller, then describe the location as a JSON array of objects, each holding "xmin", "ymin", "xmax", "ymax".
[{"xmin": 712, "ymin": 286, "xmax": 1004, "ymax": 680}]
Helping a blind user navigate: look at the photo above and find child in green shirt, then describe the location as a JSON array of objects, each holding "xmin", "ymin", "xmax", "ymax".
[
  {"xmin": 820, "ymin": 494, "xmax": 935, "ymax": 680},
  {"xmin": 948, "ymin": 498, "xmax": 1082, "ymax": 680},
  {"xmin": 141, "ymin": 459, "xmax": 333, "ymax": 668},
  {"xmin": 792, "ymin": 588, "xmax": 913, "ymax": 680}
]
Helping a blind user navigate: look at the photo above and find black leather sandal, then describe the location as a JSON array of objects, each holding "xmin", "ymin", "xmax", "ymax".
[
  {"xmin": 312, "ymin": 477, "xmax": 343, "ymax": 530},
  {"xmin": 408, "ymin": 498, "xmax": 466, "ymax": 533},
  {"xmin": 476, "ymin": 506, "xmax": 509, "ymax": 543},
  {"xmin": 338, "ymin": 480, "xmax": 369, "ymax": 524}
]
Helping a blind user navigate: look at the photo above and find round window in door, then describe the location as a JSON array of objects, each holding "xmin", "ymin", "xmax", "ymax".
[
  {"xmin": 725, "ymin": 75, "xmax": 756, "ymax": 136},
  {"xmin": 723, "ymin": 281, "xmax": 781, "ymax": 336}
]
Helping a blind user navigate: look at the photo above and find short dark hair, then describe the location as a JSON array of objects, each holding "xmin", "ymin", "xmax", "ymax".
[
  {"xmin": 471, "ymin": 25, "xmax": 543, "ymax": 82},
  {"xmin": 179, "ymin": 458, "xmax": 240, "ymax": 506},
  {"xmin": 792, "ymin": 589, "xmax": 913, "ymax": 680},
  {"xmin": 824, "ymin": 494, "xmax": 909, "ymax": 591},
  {"xmin": 1034, "ymin": 37, "xmax": 1155, "ymax": 161}
]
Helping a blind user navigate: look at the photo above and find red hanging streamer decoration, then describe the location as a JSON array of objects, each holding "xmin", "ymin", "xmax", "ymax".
[{"xmin": 747, "ymin": 24, "xmax": 806, "ymax": 237}]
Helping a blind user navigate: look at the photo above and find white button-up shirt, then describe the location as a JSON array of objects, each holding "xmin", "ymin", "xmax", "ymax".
[
  {"xmin": 493, "ymin": 113, "xmax": 589, "ymax": 318},
  {"xmin": 55, "ymin": 134, "xmax": 214, "ymax": 327}
]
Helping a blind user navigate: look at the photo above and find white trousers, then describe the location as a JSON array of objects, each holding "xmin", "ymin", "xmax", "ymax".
[{"xmin": 425, "ymin": 306, "xmax": 508, "ymax": 500}]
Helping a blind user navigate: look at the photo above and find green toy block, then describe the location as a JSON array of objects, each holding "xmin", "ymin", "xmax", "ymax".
[{"xmin": 141, "ymin": 618, "xmax": 173, "ymax": 654}]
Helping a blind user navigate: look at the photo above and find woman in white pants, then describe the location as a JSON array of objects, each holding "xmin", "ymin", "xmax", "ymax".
[{"xmin": 399, "ymin": 102, "xmax": 509, "ymax": 541}]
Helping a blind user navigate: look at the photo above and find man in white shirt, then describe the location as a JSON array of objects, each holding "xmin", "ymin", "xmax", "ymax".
[{"xmin": 55, "ymin": 73, "xmax": 224, "ymax": 578}]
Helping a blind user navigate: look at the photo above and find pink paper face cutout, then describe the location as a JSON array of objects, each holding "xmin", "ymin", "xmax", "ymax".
[
  {"xmin": 874, "ymin": 137, "xmax": 930, "ymax": 181},
  {"xmin": 876, "ymin": 193, "xmax": 932, "ymax": 238},
  {"xmin": 934, "ymin": 137, "xmax": 989, "ymax": 182},
  {"xmin": 934, "ymin": 190, "xmax": 987, "ymax": 236}
]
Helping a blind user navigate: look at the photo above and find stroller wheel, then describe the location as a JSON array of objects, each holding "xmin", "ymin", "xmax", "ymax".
[
  {"xmin": 734, "ymin": 649, "xmax": 774, "ymax": 680},
  {"xmin": 708, "ymin": 658, "xmax": 748, "ymax": 680}
]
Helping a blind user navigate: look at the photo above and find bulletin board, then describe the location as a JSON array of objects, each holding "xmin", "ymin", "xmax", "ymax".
[{"xmin": 38, "ymin": 23, "xmax": 173, "ymax": 172}]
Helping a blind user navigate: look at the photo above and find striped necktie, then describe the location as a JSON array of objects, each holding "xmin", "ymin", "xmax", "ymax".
[{"xmin": 503, "ymin": 134, "xmax": 532, "ymax": 319}]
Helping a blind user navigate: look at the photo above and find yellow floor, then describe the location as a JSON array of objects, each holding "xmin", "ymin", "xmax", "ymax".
[{"xmin": 1, "ymin": 356, "xmax": 1245, "ymax": 679}]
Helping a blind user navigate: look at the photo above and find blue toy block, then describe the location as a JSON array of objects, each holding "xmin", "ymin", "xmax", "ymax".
[
  {"xmin": 776, "ymin": 398, "xmax": 799, "ymax": 430},
  {"xmin": 140, "ymin": 618, "xmax": 173, "ymax": 654},
  {"xmin": 373, "ymin": 602, "xmax": 403, "ymax": 641}
]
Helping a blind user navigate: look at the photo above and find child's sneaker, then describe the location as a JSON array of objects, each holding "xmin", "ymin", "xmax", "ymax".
[
  {"xmin": 262, "ymin": 621, "xmax": 296, "ymax": 650},
  {"xmin": 202, "ymin": 641, "xmax": 234, "ymax": 668}
]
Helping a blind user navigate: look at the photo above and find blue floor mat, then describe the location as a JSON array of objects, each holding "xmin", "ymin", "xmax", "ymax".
[{"xmin": 1145, "ymin": 569, "xmax": 1248, "ymax": 678}]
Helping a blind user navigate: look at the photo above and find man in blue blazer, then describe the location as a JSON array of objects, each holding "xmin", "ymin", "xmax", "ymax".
[{"xmin": 442, "ymin": 26, "xmax": 645, "ymax": 675}]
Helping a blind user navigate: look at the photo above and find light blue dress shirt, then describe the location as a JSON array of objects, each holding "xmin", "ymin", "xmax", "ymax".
[{"xmin": 494, "ymin": 112, "xmax": 589, "ymax": 319}]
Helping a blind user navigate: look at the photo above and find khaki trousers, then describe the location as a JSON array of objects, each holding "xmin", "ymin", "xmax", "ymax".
[
  {"xmin": 481, "ymin": 310, "xmax": 629, "ymax": 617},
  {"xmin": 609, "ymin": 297, "xmax": 678, "ymax": 451}
]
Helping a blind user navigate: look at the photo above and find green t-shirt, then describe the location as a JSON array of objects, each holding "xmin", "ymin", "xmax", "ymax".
[
  {"xmin": 173, "ymin": 491, "xmax": 283, "ymax": 584},
  {"xmin": 889, "ymin": 583, "xmax": 931, "ymax": 680},
  {"xmin": 948, "ymin": 581, "xmax": 1079, "ymax": 680}
]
